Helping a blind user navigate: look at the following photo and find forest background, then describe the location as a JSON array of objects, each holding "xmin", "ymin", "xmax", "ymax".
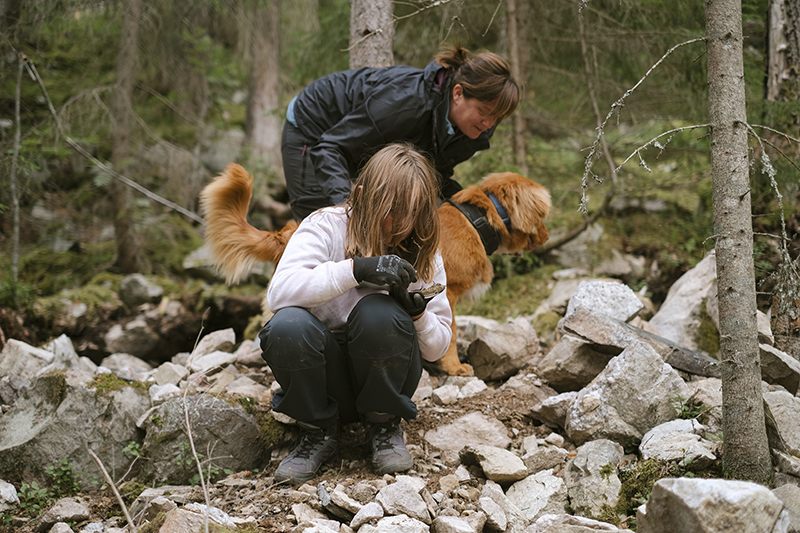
[{"xmin": 0, "ymin": 0, "xmax": 799, "ymax": 349}]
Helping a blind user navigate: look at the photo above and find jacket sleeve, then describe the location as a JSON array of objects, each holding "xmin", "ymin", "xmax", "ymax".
[
  {"xmin": 266, "ymin": 216, "xmax": 358, "ymax": 311},
  {"xmin": 310, "ymin": 84, "xmax": 432, "ymax": 206},
  {"xmin": 409, "ymin": 255, "xmax": 452, "ymax": 362}
]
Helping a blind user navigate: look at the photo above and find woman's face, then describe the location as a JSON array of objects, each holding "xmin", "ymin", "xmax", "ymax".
[{"xmin": 449, "ymin": 84, "xmax": 498, "ymax": 140}]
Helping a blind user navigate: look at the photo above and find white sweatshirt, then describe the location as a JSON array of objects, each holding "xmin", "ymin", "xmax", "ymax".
[{"xmin": 266, "ymin": 206, "xmax": 452, "ymax": 362}]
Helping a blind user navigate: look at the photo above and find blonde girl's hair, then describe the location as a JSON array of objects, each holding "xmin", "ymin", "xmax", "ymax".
[
  {"xmin": 435, "ymin": 43, "xmax": 520, "ymax": 122},
  {"xmin": 345, "ymin": 143, "xmax": 441, "ymax": 283}
]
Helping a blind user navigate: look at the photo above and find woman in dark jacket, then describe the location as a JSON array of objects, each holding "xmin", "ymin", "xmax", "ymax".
[{"xmin": 282, "ymin": 44, "xmax": 520, "ymax": 220}]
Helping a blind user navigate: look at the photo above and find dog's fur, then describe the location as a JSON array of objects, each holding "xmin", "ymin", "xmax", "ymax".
[{"xmin": 199, "ymin": 163, "xmax": 550, "ymax": 376}]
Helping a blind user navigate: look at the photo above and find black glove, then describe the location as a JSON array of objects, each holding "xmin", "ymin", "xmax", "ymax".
[
  {"xmin": 352, "ymin": 255, "xmax": 417, "ymax": 289},
  {"xmin": 389, "ymin": 284, "xmax": 430, "ymax": 318}
]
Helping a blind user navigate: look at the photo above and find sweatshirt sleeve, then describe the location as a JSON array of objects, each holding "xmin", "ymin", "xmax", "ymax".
[
  {"xmin": 410, "ymin": 255, "xmax": 452, "ymax": 362},
  {"xmin": 266, "ymin": 213, "xmax": 359, "ymax": 311}
]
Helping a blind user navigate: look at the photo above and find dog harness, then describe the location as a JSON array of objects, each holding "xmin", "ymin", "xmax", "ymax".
[{"xmin": 445, "ymin": 193, "xmax": 512, "ymax": 256}]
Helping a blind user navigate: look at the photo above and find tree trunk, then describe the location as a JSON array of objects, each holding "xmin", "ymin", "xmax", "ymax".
[
  {"xmin": 349, "ymin": 0, "xmax": 394, "ymax": 69},
  {"xmin": 1, "ymin": 0, "xmax": 21, "ymax": 40},
  {"xmin": 507, "ymin": 0, "xmax": 528, "ymax": 176},
  {"xmin": 244, "ymin": 0, "xmax": 282, "ymax": 183},
  {"xmin": 766, "ymin": 0, "xmax": 800, "ymax": 102},
  {"xmin": 706, "ymin": 0, "xmax": 772, "ymax": 483},
  {"xmin": 111, "ymin": 0, "xmax": 146, "ymax": 274}
]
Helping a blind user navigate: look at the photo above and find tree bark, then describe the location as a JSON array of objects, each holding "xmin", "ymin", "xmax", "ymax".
[
  {"xmin": 507, "ymin": 0, "xmax": 528, "ymax": 176},
  {"xmin": 1, "ymin": 0, "xmax": 22, "ymax": 40},
  {"xmin": 349, "ymin": 0, "xmax": 394, "ymax": 69},
  {"xmin": 706, "ymin": 0, "xmax": 772, "ymax": 483},
  {"xmin": 111, "ymin": 0, "xmax": 146, "ymax": 274},
  {"xmin": 244, "ymin": 0, "xmax": 282, "ymax": 182},
  {"xmin": 766, "ymin": 0, "xmax": 800, "ymax": 102}
]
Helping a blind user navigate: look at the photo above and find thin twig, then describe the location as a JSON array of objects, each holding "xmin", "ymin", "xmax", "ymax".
[
  {"xmin": 482, "ymin": 0, "xmax": 504, "ymax": 37},
  {"xmin": 760, "ymin": 136, "xmax": 800, "ymax": 174},
  {"xmin": 750, "ymin": 124, "xmax": 800, "ymax": 145},
  {"xmin": 11, "ymin": 54, "xmax": 24, "ymax": 283},
  {"xmin": 115, "ymin": 455, "xmax": 140, "ymax": 486},
  {"xmin": 136, "ymin": 83, "xmax": 203, "ymax": 126},
  {"xmin": 613, "ymin": 124, "xmax": 710, "ymax": 173},
  {"xmin": 346, "ymin": 0, "xmax": 462, "ymax": 49},
  {"xmin": 579, "ymin": 38, "xmax": 705, "ymax": 213},
  {"xmin": 578, "ymin": 6, "xmax": 617, "ymax": 188},
  {"xmin": 394, "ymin": 0, "xmax": 457, "ymax": 22},
  {"xmin": 184, "ymin": 317, "xmax": 211, "ymax": 533},
  {"xmin": 23, "ymin": 57, "xmax": 205, "ymax": 225},
  {"xmin": 88, "ymin": 448, "xmax": 136, "ymax": 532}
]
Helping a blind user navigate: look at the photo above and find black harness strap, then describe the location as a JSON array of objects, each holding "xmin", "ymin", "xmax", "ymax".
[{"xmin": 445, "ymin": 193, "xmax": 510, "ymax": 256}]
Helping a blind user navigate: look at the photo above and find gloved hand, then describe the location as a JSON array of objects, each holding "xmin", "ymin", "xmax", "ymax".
[
  {"xmin": 388, "ymin": 284, "xmax": 430, "ymax": 318},
  {"xmin": 352, "ymin": 255, "xmax": 417, "ymax": 289}
]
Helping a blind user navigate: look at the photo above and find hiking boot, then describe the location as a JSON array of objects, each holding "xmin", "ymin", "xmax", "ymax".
[
  {"xmin": 365, "ymin": 417, "xmax": 414, "ymax": 475},
  {"xmin": 274, "ymin": 423, "xmax": 339, "ymax": 485}
]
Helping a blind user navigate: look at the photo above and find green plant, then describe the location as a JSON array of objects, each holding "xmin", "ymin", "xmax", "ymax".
[
  {"xmin": 17, "ymin": 481, "xmax": 51, "ymax": 517},
  {"xmin": 44, "ymin": 459, "xmax": 80, "ymax": 498},
  {"xmin": 671, "ymin": 394, "xmax": 710, "ymax": 420},
  {"xmin": 123, "ymin": 441, "xmax": 141, "ymax": 458},
  {"xmin": 175, "ymin": 442, "xmax": 198, "ymax": 469},
  {"xmin": 599, "ymin": 463, "xmax": 615, "ymax": 480}
]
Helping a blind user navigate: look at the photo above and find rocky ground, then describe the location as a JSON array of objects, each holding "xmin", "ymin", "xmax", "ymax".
[{"xmin": 1, "ymin": 257, "xmax": 799, "ymax": 533}]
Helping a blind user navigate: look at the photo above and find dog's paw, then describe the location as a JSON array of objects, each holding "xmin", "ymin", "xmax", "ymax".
[{"xmin": 441, "ymin": 361, "xmax": 474, "ymax": 377}]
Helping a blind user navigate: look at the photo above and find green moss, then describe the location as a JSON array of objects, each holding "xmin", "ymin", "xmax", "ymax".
[
  {"xmin": 244, "ymin": 314, "xmax": 267, "ymax": 342},
  {"xmin": 594, "ymin": 502, "xmax": 622, "ymax": 527},
  {"xmin": 599, "ymin": 463, "xmax": 615, "ymax": 479},
  {"xmin": 614, "ymin": 459, "xmax": 679, "ymax": 519},
  {"xmin": 137, "ymin": 510, "xmax": 167, "ymax": 533},
  {"xmin": 252, "ymin": 409, "xmax": 288, "ymax": 451},
  {"xmin": 533, "ymin": 311, "xmax": 562, "ymax": 336},
  {"xmin": 456, "ymin": 265, "xmax": 560, "ymax": 320},
  {"xmin": 34, "ymin": 283, "xmax": 123, "ymax": 324},
  {"xmin": 13, "ymin": 244, "xmax": 116, "ymax": 299},
  {"xmin": 88, "ymin": 373, "xmax": 149, "ymax": 395},
  {"xmin": 40, "ymin": 370, "xmax": 68, "ymax": 407},
  {"xmin": 140, "ymin": 214, "xmax": 204, "ymax": 276},
  {"xmin": 149, "ymin": 414, "xmax": 164, "ymax": 427},
  {"xmin": 695, "ymin": 307, "xmax": 720, "ymax": 359}
]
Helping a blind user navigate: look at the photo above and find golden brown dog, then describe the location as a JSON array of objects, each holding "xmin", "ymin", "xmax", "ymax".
[{"xmin": 199, "ymin": 163, "xmax": 550, "ymax": 376}]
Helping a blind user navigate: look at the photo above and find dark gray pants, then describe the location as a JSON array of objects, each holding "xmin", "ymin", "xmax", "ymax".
[
  {"xmin": 281, "ymin": 121, "xmax": 331, "ymax": 221},
  {"xmin": 258, "ymin": 294, "xmax": 423, "ymax": 428}
]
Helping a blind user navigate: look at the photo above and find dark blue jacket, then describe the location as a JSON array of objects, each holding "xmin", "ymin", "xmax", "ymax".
[{"xmin": 291, "ymin": 60, "xmax": 495, "ymax": 205}]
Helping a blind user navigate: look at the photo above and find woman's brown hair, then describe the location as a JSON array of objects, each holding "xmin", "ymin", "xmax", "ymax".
[
  {"xmin": 344, "ymin": 143, "xmax": 441, "ymax": 283},
  {"xmin": 435, "ymin": 43, "xmax": 520, "ymax": 122}
]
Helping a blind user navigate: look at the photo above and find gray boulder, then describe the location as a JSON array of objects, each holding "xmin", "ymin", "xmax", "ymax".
[
  {"xmin": 564, "ymin": 439, "xmax": 624, "ymax": 517},
  {"xmin": 0, "ymin": 371, "xmax": 149, "ymax": 490},
  {"xmin": 564, "ymin": 279, "xmax": 643, "ymax": 322},
  {"xmin": 140, "ymin": 395, "xmax": 270, "ymax": 485},
  {"xmin": 468, "ymin": 317, "xmax": 540, "ymax": 381},
  {"xmin": 637, "ymin": 477, "xmax": 789, "ymax": 533},
  {"xmin": 424, "ymin": 412, "xmax": 512, "ymax": 451},
  {"xmin": 118, "ymin": 274, "xmax": 164, "ymax": 308},
  {"xmin": 535, "ymin": 335, "xmax": 614, "ymax": 392},
  {"xmin": 565, "ymin": 342, "xmax": 688, "ymax": 445},
  {"xmin": 639, "ymin": 419, "xmax": 717, "ymax": 471},
  {"xmin": 765, "ymin": 389, "xmax": 800, "ymax": 457},
  {"xmin": 649, "ymin": 251, "xmax": 718, "ymax": 352}
]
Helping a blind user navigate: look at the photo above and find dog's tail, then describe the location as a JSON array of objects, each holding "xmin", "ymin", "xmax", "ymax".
[{"xmin": 199, "ymin": 163, "xmax": 298, "ymax": 284}]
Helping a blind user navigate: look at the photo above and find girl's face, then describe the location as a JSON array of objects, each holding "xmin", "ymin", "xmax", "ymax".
[{"xmin": 449, "ymin": 84, "xmax": 498, "ymax": 140}]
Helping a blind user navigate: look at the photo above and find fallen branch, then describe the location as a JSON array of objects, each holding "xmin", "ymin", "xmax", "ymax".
[
  {"xmin": 184, "ymin": 316, "xmax": 212, "ymax": 533},
  {"xmin": 22, "ymin": 57, "xmax": 205, "ymax": 225},
  {"xmin": 88, "ymin": 448, "xmax": 136, "ymax": 532}
]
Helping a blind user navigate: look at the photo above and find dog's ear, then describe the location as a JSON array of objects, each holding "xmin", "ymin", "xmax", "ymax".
[{"xmin": 499, "ymin": 175, "xmax": 551, "ymax": 235}]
